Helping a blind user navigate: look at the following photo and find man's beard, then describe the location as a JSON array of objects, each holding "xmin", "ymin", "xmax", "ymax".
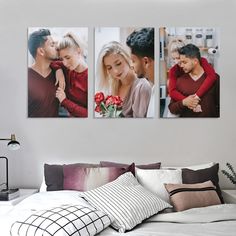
[
  {"xmin": 137, "ymin": 73, "xmax": 145, "ymax": 78},
  {"xmin": 45, "ymin": 52, "xmax": 59, "ymax": 61}
]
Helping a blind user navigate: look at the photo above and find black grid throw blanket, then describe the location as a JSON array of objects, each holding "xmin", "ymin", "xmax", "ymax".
[{"xmin": 10, "ymin": 204, "xmax": 112, "ymax": 236}]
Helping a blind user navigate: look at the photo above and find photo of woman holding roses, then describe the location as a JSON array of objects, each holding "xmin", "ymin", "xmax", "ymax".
[{"xmin": 95, "ymin": 41, "xmax": 151, "ymax": 118}]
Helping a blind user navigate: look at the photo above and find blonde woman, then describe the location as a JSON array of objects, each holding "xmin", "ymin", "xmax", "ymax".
[
  {"xmin": 51, "ymin": 32, "xmax": 88, "ymax": 117},
  {"xmin": 96, "ymin": 41, "xmax": 151, "ymax": 118},
  {"xmin": 168, "ymin": 38, "xmax": 217, "ymax": 110}
]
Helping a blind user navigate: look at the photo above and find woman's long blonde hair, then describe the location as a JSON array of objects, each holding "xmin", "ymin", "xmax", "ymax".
[
  {"xmin": 96, "ymin": 41, "xmax": 132, "ymax": 95},
  {"xmin": 168, "ymin": 38, "xmax": 185, "ymax": 55}
]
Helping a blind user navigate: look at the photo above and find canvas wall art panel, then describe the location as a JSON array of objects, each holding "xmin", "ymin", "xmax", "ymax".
[
  {"xmin": 159, "ymin": 27, "xmax": 220, "ymax": 118},
  {"xmin": 94, "ymin": 27, "xmax": 155, "ymax": 118},
  {"xmin": 28, "ymin": 27, "xmax": 88, "ymax": 118}
]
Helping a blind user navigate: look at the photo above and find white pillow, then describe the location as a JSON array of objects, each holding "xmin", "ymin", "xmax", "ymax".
[
  {"xmin": 161, "ymin": 162, "xmax": 215, "ymax": 170},
  {"xmin": 185, "ymin": 162, "xmax": 215, "ymax": 170},
  {"xmin": 11, "ymin": 204, "xmax": 112, "ymax": 236},
  {"xmin": 82, "ymin": 172, "xmax": 171, "ymax": 233},
  {"xmin": 135, "ymin": 168, "xmax": 182, "ymax": 203},
  {"xmin": 39, "ymin": 179, "xmax": 47, "ymax": 192}
]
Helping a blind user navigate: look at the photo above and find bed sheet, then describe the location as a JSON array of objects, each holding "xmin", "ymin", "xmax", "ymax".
[
  {"xmin": 99, "ymin": 220, "xmax": 236, "ymax": 236},
  {"xmin": 0, "ymin": 191, "xmax": 236, "ymax": 236}
]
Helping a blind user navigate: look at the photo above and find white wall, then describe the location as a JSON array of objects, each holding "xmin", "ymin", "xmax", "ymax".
[{"xmin": 0, "ymin": 0, "xmax": 236, "ymax": 189}]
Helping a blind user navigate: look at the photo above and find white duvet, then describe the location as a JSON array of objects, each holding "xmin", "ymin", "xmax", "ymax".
[{"xmin": 0, "ymin": 191, "xmax": 236, "ymax": 236}]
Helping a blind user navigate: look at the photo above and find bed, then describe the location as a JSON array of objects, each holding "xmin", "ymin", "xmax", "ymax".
[
  {"xmin": 1, "ymin": 190, "xmax": 236, "ymax": 236},
  {"xmin": 2, "ymin": 162, "xmax": 236, "ymax": 236}
]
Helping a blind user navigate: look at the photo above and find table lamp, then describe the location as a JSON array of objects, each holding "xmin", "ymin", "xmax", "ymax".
[{"xmin": 0, "ymin": 134, "xmax": 20, "ymax": 200}]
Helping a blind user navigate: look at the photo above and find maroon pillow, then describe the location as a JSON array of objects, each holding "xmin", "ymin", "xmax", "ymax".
[
  {"xmin": 100, "ymin": 161, "xmax": 161, "ymax": 170},
  {"xmin": 63, "ymin": 163, "xmax": 135, "ymax": 191},
  {"xmin": 182, "ymin": 163, "xmax": 224, "ymax": 203},
  {"xmin": 44, "ymin": 163, "xmax": 100, "ymax": 191}
]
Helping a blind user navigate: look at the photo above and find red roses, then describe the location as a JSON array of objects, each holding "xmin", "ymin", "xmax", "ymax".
[
  {"xmin": 94, "ymin": 92, "xmax": 123, "ymax": 117},
  {"xmin": 104, "ymin": 95, "xmax": 123, "ymax": 107},
  {"xmin": 94, "ymin": 92, "xmax": 105, "ymax": 105}
]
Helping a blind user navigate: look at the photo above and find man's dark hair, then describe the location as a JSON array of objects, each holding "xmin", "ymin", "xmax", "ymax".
[
  {"xmin": 126, "ymin": 28, "xmax": 154, "ymax": 60},
  {"xmin": 178, "ymin": 44, "xmax": 201, "ymax": 62},
  {"xmin": 28, "ymin": 29, "xmax": 51, "ymax": 59}
]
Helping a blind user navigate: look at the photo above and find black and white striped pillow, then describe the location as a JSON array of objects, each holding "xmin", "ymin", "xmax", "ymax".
[
  {"xmin": 82, "ymin": 172, "xmax": 171, "ymax": 233},
  {"xmin": 11, "ymin": 204, "xmax": 113, "ymax": 236}
]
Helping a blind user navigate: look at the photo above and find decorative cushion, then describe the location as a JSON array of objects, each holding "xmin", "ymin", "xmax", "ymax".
[
  {"xmin": 135, "ymin": 168, "xmax": 182, "ymax": 203},
  {"xmin": 63, "ymin": 163, "xmax": 135, "ymax": 191},
  {"xmin": 11, "ymin": 205, "xmax": 113, "ymax": 236},
  {"xmin": 82, "ymin": 172, "xmax": 171, "ymax": 233},
  {"xmin": 182, "ymin": 163, "xmax": 224, "ymax": 203},
  {"xmin": 100, "ymin": 161, "xmax": 161, "ymax": 171},
  {"xmin": 165, "ymin": 181, "xmax": 221, "ymax": 212},
  {"xmin": 44, "ymin": 163, "xmax": 99, "ymax": 191}
]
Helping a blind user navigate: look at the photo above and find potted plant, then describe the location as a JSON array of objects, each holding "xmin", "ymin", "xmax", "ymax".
[{"xmin": 221, "ymin": 163, "xmax": 236, "ymax": 186}]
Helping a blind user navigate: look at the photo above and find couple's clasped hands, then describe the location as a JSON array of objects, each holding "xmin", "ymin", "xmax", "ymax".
[
  {"xmin": 182, "ymin": 94, "xmax": 202, "ymax": 113},
  {"xmin": 55, "ymin": 69, "xmax": 66, "ymax": 103}
]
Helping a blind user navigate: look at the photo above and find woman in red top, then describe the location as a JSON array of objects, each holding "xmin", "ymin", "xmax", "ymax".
[
  {"xmin": 52, "ymin": 32, "xmax": 88, "ymax": 117},
  {"xmin": 168, "ymin": 39, "xmax": 217, "ymax": 112}
]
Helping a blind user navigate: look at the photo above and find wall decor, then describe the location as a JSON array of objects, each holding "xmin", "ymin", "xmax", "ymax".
[
  {"xmin": 94, "ymin": 27, "xmax": 155, "ymax": 118},
  {"xmin": 159, "ymin": 27, "xmax": 220, "ymax": 118},
  {"xmin": 28, "ymin": 27, "xmax": 88, "ymax": 118}
]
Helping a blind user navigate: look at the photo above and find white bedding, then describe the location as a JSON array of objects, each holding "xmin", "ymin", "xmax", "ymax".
[{"xmin": 0, "ymin": 191, "xmax": 236, "ymax": 236}]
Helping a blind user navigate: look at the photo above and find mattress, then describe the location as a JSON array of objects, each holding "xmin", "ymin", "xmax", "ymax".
[{"xmin": 0, "ymin": 190, "xmax": 236, "ymax": 236}]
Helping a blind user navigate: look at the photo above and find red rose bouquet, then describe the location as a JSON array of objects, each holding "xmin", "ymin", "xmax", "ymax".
[{"xmin": 94, "ymin": 92, "xmax": 123, "ymax": 117}]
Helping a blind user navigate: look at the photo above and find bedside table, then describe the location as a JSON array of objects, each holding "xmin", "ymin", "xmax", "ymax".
[
  {"xmin": 0, "ymin": 189, "xmax": 38, "ymax": 206},
  {"xmin": 222, "ymin": 190, "xmax": 236, "ymax": 204}
]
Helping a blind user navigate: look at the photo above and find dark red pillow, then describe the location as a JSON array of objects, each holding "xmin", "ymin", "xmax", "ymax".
[{"xmin": 100, "ymin": 161, "xmax": 161, "ymax": 169}]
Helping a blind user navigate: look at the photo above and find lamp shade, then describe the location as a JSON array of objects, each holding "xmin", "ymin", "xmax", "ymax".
[
  {"xmin": 7, "ymin": 140, "xmax": 20, "ymax": 150},
  {"xmin": 7, "ymin": 134, "xmax": 20, "ymax": 150}
]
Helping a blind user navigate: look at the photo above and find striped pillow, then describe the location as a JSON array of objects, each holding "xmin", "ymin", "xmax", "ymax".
[
  {"xmin": 82, "ymin": 172, "xmax": 171, "ymax": 233},
  {"xmin": 165, "ymin": 181, "xmax": 221, "ymax": 212}
]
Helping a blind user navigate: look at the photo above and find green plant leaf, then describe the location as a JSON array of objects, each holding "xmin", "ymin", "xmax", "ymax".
[{"xmin": 222, "ymin": 168, "xmax": 236, "ymax": 184}]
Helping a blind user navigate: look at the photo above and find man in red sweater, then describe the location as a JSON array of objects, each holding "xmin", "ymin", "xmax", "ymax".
[
  {"xmin": 28, "ymin": 29, "xmax": 59, "ymax": 117},
  {"xmin": 168, "ymin": 44, "xmax": 219, "ymax": 117}
]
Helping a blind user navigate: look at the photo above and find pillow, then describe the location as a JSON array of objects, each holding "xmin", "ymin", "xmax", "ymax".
[
  {"xmin": 161, "ymin": 162, "xmax": 215, "ymax": 170},
  {"xmin": 165, "ymin": 181, "xmax": 221, "ymax": 212},
  {"xmin": 182, "ymin": 163, "xmax": 224, "ymax": 203},
  {"xmin": 11, "ymin": 204, "xmax": 113, "ymax": 236},
  {"xmin": 135, "ymin": 168, "xmax": 182, "ymax": 203},
  {"xmin": 39, "ymin": 179, "xmax": 47, "ymax": 192},
  {"xmin": 44, "ymin": 164, "xmax": 63, "ymax": 191},
  {"xmin": 82, "ymin": 172, "xmax": 171, "ymax": 233},
  {"xmin": 100, "ymin": 161, "xmax": 161, "ymax": 171},
  {"xmin": 44, "ymin": 163, "xmax": 99, "ymax": 191},
  {"xmin": 185, "ymin": 162, "xmax": 215, "ymax": 170},
  {"xmin": 63, "ymin": 163, "xmax": 135, "ymax": 191}
]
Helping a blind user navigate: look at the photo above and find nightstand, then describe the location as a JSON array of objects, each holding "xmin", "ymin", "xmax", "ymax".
[
  {"xmin": 0, "ymin": 189, "xmax": 38, "ymax": 206},
  {"xmin": 222, "ymin": 190, "xmax": 236, "ymax": 204}
]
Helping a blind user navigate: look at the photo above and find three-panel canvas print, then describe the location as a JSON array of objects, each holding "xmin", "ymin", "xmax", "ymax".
[{"xmin": 27, "ymin": 27, "xmax": 220, "ymax": 118}]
